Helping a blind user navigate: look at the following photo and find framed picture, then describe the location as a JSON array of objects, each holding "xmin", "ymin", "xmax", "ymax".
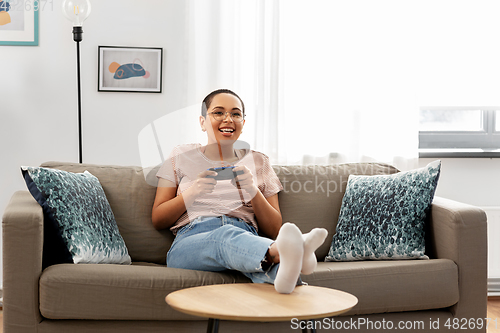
[
  {"xmin": 0, "ymin": 0, "xmax": 41, "ymax": 46},
  {"xmin": 98, "ymin": 46, "xmax": 163, "ymax": 93}
]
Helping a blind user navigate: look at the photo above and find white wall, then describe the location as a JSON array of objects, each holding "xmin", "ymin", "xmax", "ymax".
[{"xmin": 419, "ymin": 158, "xmax": 500, "ymax": 207}]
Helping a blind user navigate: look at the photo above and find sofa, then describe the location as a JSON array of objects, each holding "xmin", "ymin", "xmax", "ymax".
[{"xmin": 2, "ymin": 161, "xmax": 487, "ymax": 333}]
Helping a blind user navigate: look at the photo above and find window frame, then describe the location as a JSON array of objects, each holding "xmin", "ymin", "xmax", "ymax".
[{"xmin": 419, "ymin": 107, "xmax": 500, "ymax": 158}]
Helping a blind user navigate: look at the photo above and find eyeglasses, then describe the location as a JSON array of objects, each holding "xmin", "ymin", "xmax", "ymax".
[{"xmin": 208, "ymin": 111, "xmax": 245, "ymax": 123}]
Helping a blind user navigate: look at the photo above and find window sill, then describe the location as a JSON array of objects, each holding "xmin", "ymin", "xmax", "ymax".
[{"xmin": 419, "ymin": 149, "xmax": 500, "ymax": 158}]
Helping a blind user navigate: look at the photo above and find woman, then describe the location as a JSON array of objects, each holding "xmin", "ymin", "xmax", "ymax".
[{"xmin": 152, "ymin": 89, "xmax": 327, "ymax": 294}]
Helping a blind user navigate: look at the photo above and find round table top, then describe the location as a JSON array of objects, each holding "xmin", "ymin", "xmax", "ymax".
[{"xmin": 165, "ymin": 283, "xmax": 358, "ymax": 322}]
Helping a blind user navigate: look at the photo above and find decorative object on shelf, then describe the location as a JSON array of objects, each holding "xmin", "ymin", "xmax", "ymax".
[
  {"xmin": 62, "ymin": 0, "xmax": 91, "ymax": 163},
  {"xmin": 0, "ymin": 0, "xmax": 39, "ymax": 46},
  {"xmin": 98, "ymin": 46, "xmax": 163, "ymax": 93}
]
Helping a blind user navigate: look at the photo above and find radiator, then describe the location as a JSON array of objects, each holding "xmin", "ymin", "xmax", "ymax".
[{"xmin": 482, "ymin": 207, "xmax": 500, "ymax": 295}]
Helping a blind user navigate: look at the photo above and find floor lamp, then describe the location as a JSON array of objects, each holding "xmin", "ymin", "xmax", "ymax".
[{"xmin": 62, "ymin": 0, "xmax": 91, "ymax": 164}]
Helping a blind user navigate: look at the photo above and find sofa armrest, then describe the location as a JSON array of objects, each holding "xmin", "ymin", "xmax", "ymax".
[
  {"xmin": 2, "ymin": 191, "xmax": 44, "ymax": 333},
  {"xmin": 428, "ymin": 196, "xmax": 487, "ymax": 320}
]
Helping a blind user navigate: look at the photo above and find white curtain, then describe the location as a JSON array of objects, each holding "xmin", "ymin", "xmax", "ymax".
[
  {"xmin": 276, "ymin": 0, "xmax": 420, "ymax": 170},
  {"xmin": 176, "ymin": 0, "xmax": 289, "ymax": 163},
  {"xmin": 172, "ymin": 0, "xmax": 491, "ymax": 171}
]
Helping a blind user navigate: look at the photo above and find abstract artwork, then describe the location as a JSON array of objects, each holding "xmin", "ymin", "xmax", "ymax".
[
  {"xmin": 0, "ymin": 0, "xmax": 40, "ymax": 46},
  {"xmin": 98, "ymin": 46, "xmax": 163, "ymax": 93}
]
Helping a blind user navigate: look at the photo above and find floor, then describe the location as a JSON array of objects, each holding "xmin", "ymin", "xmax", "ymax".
[
  {"xmin": 0, "ymin": 300, "xmax": 498, "ymax": 332},
  {"xmin": 488, "ymin": 298, "xmax": 500, "ymax": 332}
]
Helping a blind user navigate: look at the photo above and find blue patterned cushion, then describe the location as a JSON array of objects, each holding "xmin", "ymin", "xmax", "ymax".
[
  {"xmin": 325, "ymin": 160, "xmax": 441, "ymax": 261},
  {"xmin": 22, "ymin": 167, "xmax": 131, "ymax": 265}
]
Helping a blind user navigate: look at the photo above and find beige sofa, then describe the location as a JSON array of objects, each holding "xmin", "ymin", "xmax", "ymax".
[{"xmin": 2, "ymin": 161, "xmax": 487, "ymax": 333}]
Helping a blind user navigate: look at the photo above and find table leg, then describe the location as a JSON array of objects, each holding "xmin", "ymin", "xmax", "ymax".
[{"xmin": 207, "ymin": 318, "xmax": 219, "ymax": 333}]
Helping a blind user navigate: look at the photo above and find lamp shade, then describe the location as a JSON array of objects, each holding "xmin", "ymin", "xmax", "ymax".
[{"xmin": 62, "ymin": 0, "xmax": 91, "ymax": 27}]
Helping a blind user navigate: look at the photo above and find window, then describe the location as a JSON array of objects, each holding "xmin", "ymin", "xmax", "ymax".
[{"xmin": 419, "ymin": 108, "xmax": 500, "ymax": 157}]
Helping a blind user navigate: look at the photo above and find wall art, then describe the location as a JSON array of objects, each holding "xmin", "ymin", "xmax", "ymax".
[
  {"xmin": 98, "ymin": 46, "xmax": 163, "ymax": 93},
  {"xmin": 0, "ymin": 0, "xmax": 44, "ymax": 46}
]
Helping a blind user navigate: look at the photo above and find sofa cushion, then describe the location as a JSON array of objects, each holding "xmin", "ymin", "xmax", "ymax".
[
  {"xmin": 274, "ymin": 163, "xmax": 399, "ymax": 260},
  {"xmin": 302, "ymin": 259, "xmax": 458, "ymax": 316},
  {"xmin": 325, "ymin": 161, "xmax": 440, "ymax": 261},
  {"xmin": 40, "ymin": 162, "xmax": 172, "ymax": 264},
  {"xmin": 39, "ymin": 263, "xmax": 250, "ymax": 320},
  {"xmin": 39, "ymin": 259, "xmax": 458, "ymax": 320},
  {"xmin": 22, "ymin": 166, "xmax": 131, "ymax": 265}
]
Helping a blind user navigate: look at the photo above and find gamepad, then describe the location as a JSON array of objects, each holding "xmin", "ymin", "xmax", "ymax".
[{"xmin": 207, "ymin": 166, "xmax": 244, "ymax": 180}]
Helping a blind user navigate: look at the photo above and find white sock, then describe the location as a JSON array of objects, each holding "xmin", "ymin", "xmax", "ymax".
[
  {"xmin": 301, "ymin": 228, "xmax": 328, "ymax": 275},
  {"xmin": 274, "ymin": 222, "xmax": 304, "ymax": 294}
]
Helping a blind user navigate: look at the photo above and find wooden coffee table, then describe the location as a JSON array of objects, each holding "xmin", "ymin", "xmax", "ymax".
[{"xmin": 165, "ymin": 283, "xmax": 358, "ymax": 333}]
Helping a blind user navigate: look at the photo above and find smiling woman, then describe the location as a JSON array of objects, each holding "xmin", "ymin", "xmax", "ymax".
[
  {"xmin": 199, "ymin": 90, "xmax": 246, "ymax": 162},
  {"xmin": 150, "ymin": 89, "xmax": 328, "ymax": 294}
]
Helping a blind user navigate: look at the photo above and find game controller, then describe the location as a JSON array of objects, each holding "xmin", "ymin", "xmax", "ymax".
[{"xmin": 207, "ymin": 166, "xmax": 244, "ymax": 180}]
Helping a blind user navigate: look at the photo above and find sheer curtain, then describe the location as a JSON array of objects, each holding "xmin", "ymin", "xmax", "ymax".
[
  {"xmin": 276, "ymin": 0, "xmax": 420, "ymax": 170},
  {"xmin": 172, "ymin": 0, "xmax": 424, "ymax": 171}
]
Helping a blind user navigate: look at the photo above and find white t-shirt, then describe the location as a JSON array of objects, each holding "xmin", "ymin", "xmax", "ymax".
[{"xmin": 156, "ymin": 144, "xmax": 283, "ymax": 235}]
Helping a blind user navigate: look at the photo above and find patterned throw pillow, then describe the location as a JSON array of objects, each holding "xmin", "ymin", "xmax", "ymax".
[
  {"xmin": 325, "ymin": 160, "xmax": 441, "ymax": 261},
  {"xmin": 22, "ymin": 166, "xmax": 131, "ymax": 266}
]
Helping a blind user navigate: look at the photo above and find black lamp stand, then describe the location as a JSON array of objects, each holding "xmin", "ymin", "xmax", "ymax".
[{"xmin": 73, "ymin": 26, "xmax": 83, "ymax": 163}]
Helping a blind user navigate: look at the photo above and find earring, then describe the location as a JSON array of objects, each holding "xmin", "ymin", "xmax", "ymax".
[{"xmin": 202, "ymin": 128, "xmax": 206, "ymax": 132}]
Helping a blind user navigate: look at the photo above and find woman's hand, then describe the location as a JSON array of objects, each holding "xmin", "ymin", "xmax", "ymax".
[
  {"xmin": 152, "ymin": 170, "xmax": 217, "ymax": 231},
  {"xmin": 232, "ymin": 165, "xmax": 259, "ymax": 198},
  {"xmin": 231, "ymin": 165, "xmax": 282, "ymax": 239},
  {"xmin": 187, "ymin": 170, "xmax": 218, "ymax": 199}
]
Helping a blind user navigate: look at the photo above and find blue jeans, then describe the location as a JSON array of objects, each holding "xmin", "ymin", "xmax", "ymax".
[{"xmin": 167, "ymin": 216, "xmax": 278, "ymax": 284}]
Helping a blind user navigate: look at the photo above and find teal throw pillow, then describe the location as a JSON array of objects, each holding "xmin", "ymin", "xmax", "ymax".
[
  {"xmin": 325, "ymin": 160, "xmax": 441, "ymax": 261},
  {"xmin": 22, "ymin": 166, "xmax": 131, "ymax": 265}
]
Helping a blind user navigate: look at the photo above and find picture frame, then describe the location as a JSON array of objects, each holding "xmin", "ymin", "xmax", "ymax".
[
  {"xmin": 0, "ymin": 0, "xmax": 41, "ymax": 46},
  {"xmin": 98, "ymin": 46, "xmax": 163, "ymax": 93}
]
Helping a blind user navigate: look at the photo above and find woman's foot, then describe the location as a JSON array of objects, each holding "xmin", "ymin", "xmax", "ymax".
[
  {"xmin": 274, "ymin": 223, "xmax": 304, "ymax": 294},
  {"xmin": 301, "ymin": 228, "xmax": 328, "ymax": 275}
]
